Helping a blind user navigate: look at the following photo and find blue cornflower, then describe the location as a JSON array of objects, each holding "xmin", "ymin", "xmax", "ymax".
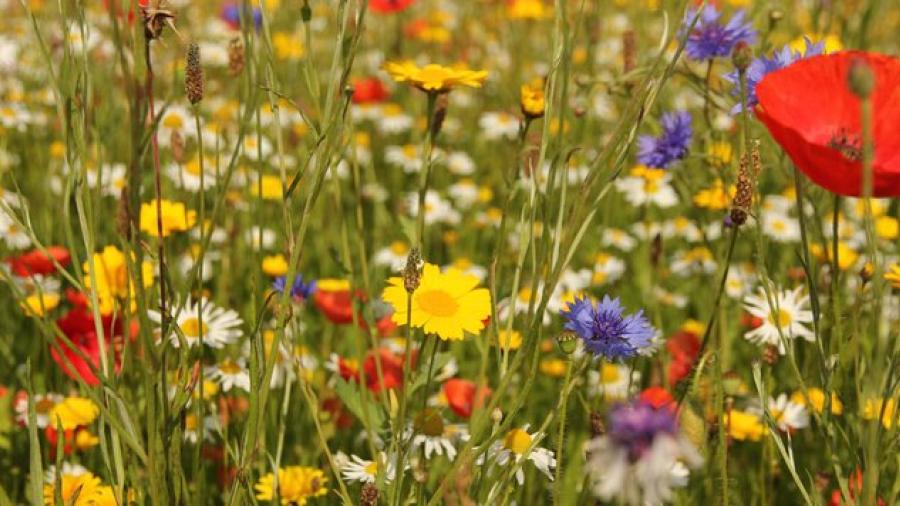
[
  {"xmin": 221, "ymin": 3, "xmax": 263, "ymax": 30},
  {"xmin": 608, "ymin": 400, "xmax": 677, "ymax": 461},
  {"xmin": 560, "ymin": 295, "xmax": 656, "ymax": 360},
  {"xmin": 683, "ymin": 6, "xmax": 757, "ymax": 62},
  {"xmin": 636, "ymin": 111, "xmax": 693, "ymax": 169},
  {"xmin": 723, "ymin": 38, "xmax": 825, "ymax": 114},
  {"xmin": 273, "ymin": 275, "xmax": 317, "ymax": 300}
]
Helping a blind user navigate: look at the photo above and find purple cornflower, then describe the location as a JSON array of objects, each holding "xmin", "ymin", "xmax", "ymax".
[
  {"xmin": 273, "ymin": 275, "xmax": 317, "ymax": 300},
  {"xmin": 607, "ymin": 401, "xmax": 677, "ymax": 462},
  {"xmin": 682, "ymin": 6, "xmax": 757, "ymax": 62},
  {"xmin": 560, "ymin": 295, "xmax": 656, "ymax": 360},
  {"xmin": 221, "ymin": 3, "xmax": 263, "ymax": 30},
  {"xmin": 723, "ymin": 38, "xmax": 825, "ymax": 114},
  {"xmin": 636, "ymin": 111, "xmax": 692, "ymax": 169}
]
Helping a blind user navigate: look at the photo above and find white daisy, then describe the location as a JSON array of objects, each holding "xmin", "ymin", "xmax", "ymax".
[
  {"xmin": 14, "ymin": 392, "xmax": 63, "ymax": 428},
  {"xmin": 377, "ymin": 104, "xmax": 414, "ymax": 134},
  {"xmin": 592, "ymin": 253, "xmax": 626, "ymax": 286},
  {"xmin": 385, "ymin": 144, "xmax": 425, "ymax": 173},
  {"xmin": 479, "ymin": 111, "xmax": 520, "ymax": 141},
  {"xmin": 337, "ymin": 452, "xmax": 398, "ymax": 485},
  {"xmin": 206, "ymin": 357, "xmax": 251, "ymax": 392},
  {"xmin": 0, "ymin": 208, "xmax": 31, "ymax": 249},
  {"xmin": 743, "ymin": 286, "xmax": 815, "ymax": 354},
  {"xmin": 615, "ymin": 173, "xmax": 679, "ymax": 208},
  {"xmin": 761, "ymin": 210, "xmax": 801, "ymax": 243},
  {"xmin": 481, "ymin": 425, "xmax": 556, "ymax": 485},
  {"xmin": 445, "ymin": 151, "xmax": 476, "ymax": 175},
  {"xmin": 662, "ymin": 216, "xmax": 703, "ymax": 242},
  {"xmin": 670, "ymin": 247, "xmax": 717, "ymax": 276},
  {"xmin": 602, "ymin": 228, "xmax": 637, "ymax": 252},
  {"xmin": 374, "ymin": 241, "xmax": 410, "ymax": 272},
  {"xmin": 166, "ymin": 156, "xmax": 216, "ymax": 192},
  {"xmin": 85, "ymin": 163, "xmax": 127, "ymax": 197},
  {"xmin": 150, "ymin": 298, "xmax": 244, "ymax": 349},
  {"xmin": 767, "ymin": 393, "xmax": 810, "ymax": 432},
  {"xmin": 587, "ymin": 363, "xmax": 639, "ymax": 401},
  {"xmin": 408, "ymin": 411, "xmax": 468, "ymax": 461},
  {"xmin": 405, "ymin": 190, "xmax": 460, "ymax": 225}
]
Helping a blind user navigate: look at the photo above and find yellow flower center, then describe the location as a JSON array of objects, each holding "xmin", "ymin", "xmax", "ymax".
[
  {"xmin": 364, "ymin": 462, "xmax": 378, "ymax": 476},
  {"xmin": 180, "ymin": 317, "xmax": 209, "ymax": 338},
  {"xmin": 769, "ymin": 309, "xmax": 792, "ymax": 328},
  {"xmin": 503, "ymin": 428, "xmax": 532, "ymax": 455},
  {"xmin": 417, "ymin": 290, "xmax": 459, "ymax": 317},
  {"xmin": 390, "ymin": 241, "xmax": 408, "ymax": 255},
  {"xmin": 600, "ymin": 363, "xmax": 620, "ymax": 383},
  {"xmin": 219, "ymin": 360, "xmax": 242, "ymax": 375}
]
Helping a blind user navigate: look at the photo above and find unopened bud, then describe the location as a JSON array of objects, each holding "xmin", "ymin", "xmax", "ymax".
[
  {"xmin": 769, "ymin": 9, "xmax": 784, "ymax": 23},
  {"xmin": 491, "ymin": 407, "xmax": 503, "ymax": 424},
  {"xmin": 848, "ymin": 58, "xmax": 875, "ymax": 99},
  {"xmin": 556, "ymin": 330, "xmax": 578, "ymax": 355},
  {"xmin": 731, "ymin": 41, "xmax": 753, "ymax": 74},
  {"xmin": 185, "ymin": 43, "xmax": 204, "ymax": 105}
]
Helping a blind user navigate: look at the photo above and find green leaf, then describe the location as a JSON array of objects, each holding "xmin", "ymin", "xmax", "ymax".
[{"xmin": 334, "ymin": 377, "xmax": 386, "ymax": 429}]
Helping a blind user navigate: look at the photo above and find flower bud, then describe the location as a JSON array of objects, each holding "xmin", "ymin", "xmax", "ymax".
[
  {"xmin": 556, "ymin": 330, "xmax": 578, "ymax": 355},
  {"xmin": 731, "ymin": 41, "xmax": 753, "ymax": 74},
  {"xmin": 848, "ymin": 58, "xmax": 875, "ymax": 99}
]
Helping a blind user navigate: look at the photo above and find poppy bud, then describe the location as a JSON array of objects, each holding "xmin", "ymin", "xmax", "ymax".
[
  {"xmin": 848, "ymin": 58, "xmax": 875, "ymax": 99},
  {"xmin": 556, "ymin": 330, "xmax": 578, "ymax": 354},
  {"xmin": 731, "ymin": 41, "xmax": 753, "ymax": 74}
]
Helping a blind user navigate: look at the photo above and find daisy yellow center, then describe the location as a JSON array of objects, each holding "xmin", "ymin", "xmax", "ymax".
[
  {"xmin": 417, "ymin": 290, "xmax": 458, "ymax": 317},
  {"xmin": 180, "ymin": 317, "xmax": 209, "ymax": 338},
  {"xmin": 35, "ymin": 398, "xmax": 56, "ymax": 414},
  {"xmin": 185, "ymin": 159, "xmax": 203, "ymax": 176},
  {"xmin": 600, "ymin": 363, "xmax": 620, "ymax": 383},
  {"xmin": 769, "ymin": 309, "xmax": 792, "ymax": 328},
  {"xmin": 163, "ymin": 114, "xmax": 184, "ymax": 129},
  {"xmin": 185, "ymin": 414, "xmax": 198, "ymax": 430},
  {"xmin": 364, "ymin": 462, "xmax": 378, "ymax": 476},
  {"xmin": 219, "ymin": 360, "xmax": 241, "ymax": 375},
  {"xmin": 390, "ymin": 241, "xmax": 408, "ymax": 255},
  {"xmin": 503, "ymin": 428, "xmax": 532, "ymax": 455}
]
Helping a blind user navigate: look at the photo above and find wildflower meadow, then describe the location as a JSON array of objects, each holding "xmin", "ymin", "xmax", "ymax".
[{"xmin": 2, "ymin": 0, "xmax": 900, "ymax": 504}]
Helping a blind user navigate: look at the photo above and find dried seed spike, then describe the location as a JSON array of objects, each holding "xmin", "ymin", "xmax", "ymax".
[
  {"xmin": 403, "ymin": 247, "xmax": 423, "ymax": 294},
  {"xmin": 360, "ymin": 483, "xmax": 379, "ymax": 506},
  {"xmin": 228, "ymin": 37, "xmax": 245, "ymax": 76},
  {"xmin": 185, "ymin": 43, "xmax": 204, "ymax": 105}
]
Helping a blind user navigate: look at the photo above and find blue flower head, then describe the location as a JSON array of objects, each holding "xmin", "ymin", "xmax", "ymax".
[
  {"xmin": 723, "ymin": 38, "xmax": 825, "ymax": 114},
  {"xmin": 637, "ymin": 111, "xmax": 693, "ymax": 169},
  {"xmin": 560, "ymin": 295, "xmax": 656, "ymax": 360},
  {"xmin": 273, "ymin": 275, "xmax": 317, "ymax": 300},
  {"xmin": 683, "ymin": 6, "xmax": 757, "ymax": 62},
  {"xmin": 221, "ymin": 3, "xmax": 263, "ymax": 31}
]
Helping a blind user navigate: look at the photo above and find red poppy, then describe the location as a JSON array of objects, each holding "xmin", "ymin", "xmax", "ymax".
[
  {"xmin": 52, "ymin": 306, "xmax": 136, "ymax": 386},
  {"xmin": 828, "ymin": 469, "xmax": 886, "ymax": 506},
  {"xmin": 376, "ymin": 314, "xmax": 398, "ymax": 337},
  {"xmin": 352, "ymin": 77, "xmax": 389, "ymax": 104},
  {"xmin": 369, "ymin": 0, "xmax": 415, "ymax": 13},
  {"xmin": 322, "ymin": 396, "xmax": 354, "ymax": 429},
  {"xmin": 639, "ymin": 386, "xmax": 675, "ymax": 411},
  {"xmin": 314, "ymin": 288, "xmax": 367, "ymax": 325},
  {"xmin": 6, "ymin": 246, "xmax": 70, "ymax": 277},
  {"xmin": 362, "ymin": 348, "xmax": 410, "ymax": 393},
  {"xmin": 443, "ymin": 378, "xmax": 491, "ymax": 418},
  {"xmin": 756, "ymin": 51, "xmax": 900, "ymax": 197},
  {"xmin": 665, "ymin": 329, "xmax": 701, "ymax": 387}
]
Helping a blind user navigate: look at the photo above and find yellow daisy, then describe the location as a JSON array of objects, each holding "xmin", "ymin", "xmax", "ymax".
[
  {"xmin": 382, "ymin": 263, "xmax": 491, "ymax": 341},
  {"xmin": 382, "ymin": 61, "xmax": 488, "ymax": 93},
  {"xmin": 140, "ymin": 199, "xmax": 196, "ymax": 237},
  {"xmin": 254, "ymin": 466, "xmax": 328, "ymax": 505}
]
